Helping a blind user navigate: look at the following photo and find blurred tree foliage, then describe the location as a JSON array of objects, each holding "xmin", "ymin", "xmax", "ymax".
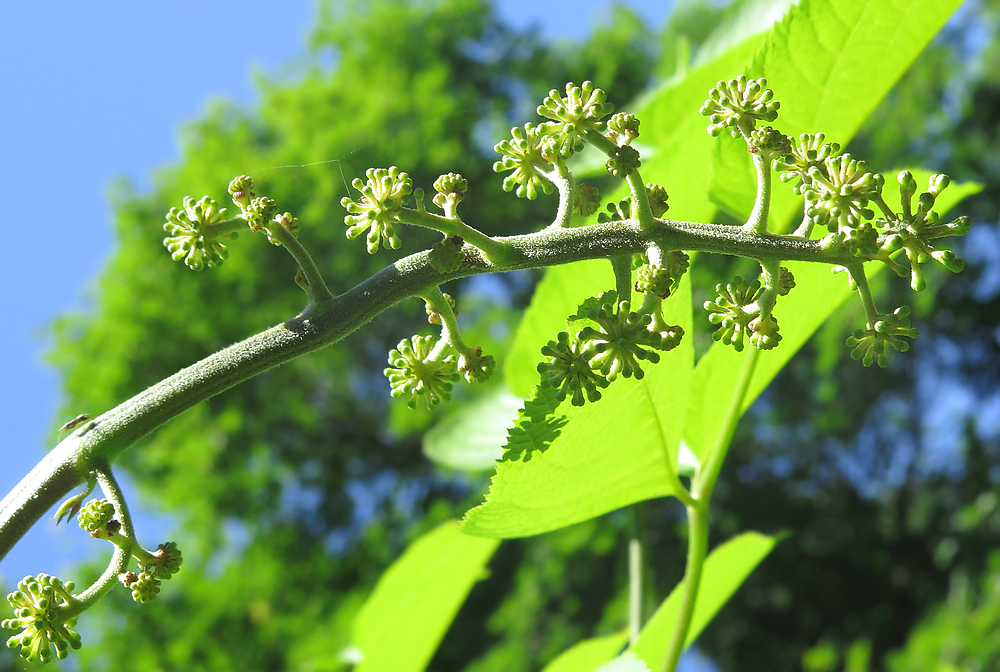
[{"xmin": 18, "ymin": 0, "xmax": 1000, "ymax": 670}]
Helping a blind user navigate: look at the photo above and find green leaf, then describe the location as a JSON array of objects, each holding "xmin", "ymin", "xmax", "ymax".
[
  {"xmin": 423, "ymin": 386, "xmax": 524, "ymax": 472},
  {"xmin": 684, "ymin": 174, "xmax": 981, "ymax": 460},
  {"xmin": 540, "ymin": 630, "xmax": 630, "ymax": 672},
  {"xmin": 352, "ymin": 521, "xmax": 499, "ymax": 672},
  {"xmin": 708, "ymin": 0, "xmax": 964, "ymax": 223},
  {"xmin": 628, "ymin": 532, "xmax": 781, "ymax": 670},
  {"xmin": 463, "ymin": 276, "xmax": 694, "ymax": 539},
  {"xmin": 500, "ymin": 385, "xmax": 568, "ymax": 463}
]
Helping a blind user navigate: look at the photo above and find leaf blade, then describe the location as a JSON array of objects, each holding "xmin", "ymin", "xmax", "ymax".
[{"xmin": 353, "ymin": 521, "xmax": 499, "ymax": 672}]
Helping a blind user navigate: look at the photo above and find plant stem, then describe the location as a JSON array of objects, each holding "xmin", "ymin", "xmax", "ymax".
[
  {"xmin": 629, "ymin": 502, "xmax": 648, "ymax": 643},
  {"xmin": 0, "ymin": 220, "xmax": 862, "ymax": 560},
  {"xmin": 266, "ymin": 224, "xmax": 335, "ymax": 305},
  {"xmin": 746, "ymin": 151, "xmax": 772, "ymax": 234},
  {"xmin": 68, "ymin": 466, "xmax": 132, "ymax": 616},
  {"xmin": 661, "ymin": 348, "xmax": 759, "ymax": 672},
  {"xmin": 611, "ymin": 254, "xmax": 633, "ymax": 305},
  {"xmin": 397, "ymin": 208, "xmax": 514, "ymax": 263},
  {"xmin": 660, "ymin": 502, "xmax": 710, "ymax": 672}
]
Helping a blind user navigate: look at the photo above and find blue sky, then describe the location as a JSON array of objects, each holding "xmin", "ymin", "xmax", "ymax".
[{"xmin": 0, "ymin": 0, "xmax": 674, "ymax": 595}]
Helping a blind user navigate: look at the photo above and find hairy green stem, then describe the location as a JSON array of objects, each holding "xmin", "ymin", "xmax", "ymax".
[
  {"xmin": 397, "ymin": 208, "xmax": 514, "ymax": 263},
  {"xmin": 0, "ymin": 219, "xmax": 864, "ymax": 560},
  {"xmin": 265, "ymin": 223, "xmax": 335, "ymax": 305},
  {"xmin": 67, "ymin": 467, "xmax": 132, "ymax": 616},
  {"xmin": 611, "ymin": 254, "xmax": 633, "ymax": 305},
  {"xmin": 548, "ymin": 163, "xmax": 575, "ymax": 229},
  {"xmin": 848, "ymin": 262, "xmax": 880, "ymax": 324},
  {"xmin": 421, "ymin": 287, "xmax": 476, "ymax": 362},
  {"xmin": 661, "ymin": 502, "xmax": 710, "ymax": 672},
  {"xmin": 746, "ymin": 151, "xmax": 772, "ymax": 234}
]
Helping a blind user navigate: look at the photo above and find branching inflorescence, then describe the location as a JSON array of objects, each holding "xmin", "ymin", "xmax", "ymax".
[
  {"xmin": 150, "ymin": 76, "xmax": 969, "ymax": 410},
  {"xmin": 6, "ymin": 76, "xmax": 971, "ymax": 664},
  {"xmin": 5, "ymin": 470, "xmax": 181, "ymax": 663}
]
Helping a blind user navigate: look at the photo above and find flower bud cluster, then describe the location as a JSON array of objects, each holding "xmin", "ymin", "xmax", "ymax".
[
  {"xmin": 846, "ymin": 306, "xmax": 921, "ymax": 368},
  {"xmin": 342, "ymin": 166, "xmax": 413, "ymax": 253},
  {"xmin": 385, "ymin": 335, "xmax": 460, "ymax": 409},
  {"xmin": 635, "ymin": 251, "xmax": 689, "ymax": 299},
  {"xmin": 704, "ymin": 277, "xmax": 767, "ymax": 352},
  {"xmin": 3, "ymin": 574, "xmax": 82, "ymax": 663},
  {"xmin": 163, "ymin": 196, "xmax": 232, "ymax": 271},
  {"xmin": 495, "ymin": 82, "xmax": 620, "ymax": 201},
  {"xmin": 537, "ymin": 81, "xmax": 615, "ymax": 154},
  {"xmin": 877, "ymin": 171, "xmax": 970, "ymax": 291},
  {"xmin": 77, "ymin": 498, "xmax": 116, "ymax": 536},
  {"xmin": 538, "ymin": 299, "xmax": 683, "ymax": 406},
  {"xmin": 700, "ymin": 75, "xmax": 780, "ymax": 138}
]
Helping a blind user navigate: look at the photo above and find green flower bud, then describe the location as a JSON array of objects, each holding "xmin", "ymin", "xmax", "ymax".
[
  {"xmin": 458, "ymin": 348, "xmax": 496, "ymax": 384},
  {"xmin": 776, "ymin": 266, "xmax": 795, "ymax": 296},
  {"xmin": 578, "ymin": 300, "xmax": 675, "ymax": 381},
  {"xmin": 141, "ymin": 541, "xmax": 183, "ymax": 580},
  {"xmin": 428, "ymin": 237, "xmax": 465, "ymax": 273},
  {"xmin": 163, "ymin": 196, "xmax": 232, "ymax": 271},
  {"xmin": 537, "ymin": 81, "xmax": 614, "ymax": 153},
  {"xmin": 3, "ymin": 574, "xmax": 82, "ymax": 663},
  {"xmin": 749, "ymin": 314, "xmax": 781, "ymax": 350},
  {"xmin": 228, "ymin": 175, "xmax": 256, "ymax": 211},
  {"xmin": 425, "ymin": 292, "xmax": 457, "ymax": 325},
  {"xmin": 877, "ymin": 172, "xmax": 969, "ymax": 290},
  {"xmin": 432, "ymin": 172, "xmax": 469, "ymax": 211},
  {"xmin": 635, "ymin": 252, "xmax": 688, "ymax": 299},
  {"xmin": 493, "ymin": 123, "xmax": 555, "ymax": 200},
  {"xmin": 245, "ymin": 196, "xmax": 278, "ymax": 233},
  {"xmin": 77, "ymin": 498, "xmax": 115, "ymax": 536},
  {"xmin": 605, "ymin": 145, "xmax": 641, "ymax": 178},
  {"xmin": 748, "ymin": 126, "xmax": 792, "ymax": 162},
  {"xmin": 605, "ymin": 112, "xmax": 640, "ymax": 146},
  {"xmin": 645, "ymin": 183, "xmax": 669, "ymax": 218},
  {"xmin": 597, "ymin": 198, "xmax": 632, "ymax": 224},
  {"xmin": 122, "ymin": 570, "xmax": 161, "ymax": 604},
  {"xmin": 846, "ymin": 306, "xmax": 921, "ymax": 368},
  {"xmin": 341, "ymin": 166, "xmax": 412, "ymax": 253},
  {"xmin": 700, "ymin": 75, "xmax": 780, "ymax": 137},
  {"xmin": 384, "ymin": 336, "xmax": 459, "ymax": 409},
  {"xmin": 805, "ymin": 154, "xmax": 882, "ymax": 232},
  {"xmin": 777, "ymin": 132, "xmax": 842, "ymax": 194},
  {"xmin": 704, "ymin": 277, "xmax": 763, "ymax": 352},
  {"xmin": 573, "ymin": 182, "xmax": 602, "ymax": 217},
  {"xmin": 538, "ymin": 331, "xmax": 610, "ymax": 406},
  {"xmin": 276, "ymin": 212, "xmax": 299, "ymax": 238}
]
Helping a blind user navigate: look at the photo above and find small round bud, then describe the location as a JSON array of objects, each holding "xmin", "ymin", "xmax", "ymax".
[
  {"xmin": 77, "ymin": 498, "xmax": 115, "ymax": 535},
  {"xmin": 228, "ymin": 175, "xmax": 256, "ymax": 210},
  {"xmin": 605, "ymin": 145, "xmax": 641, "ymax": 178}
]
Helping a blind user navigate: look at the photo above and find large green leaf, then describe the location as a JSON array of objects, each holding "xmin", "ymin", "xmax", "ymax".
[
  {"xmin": 628, "ymin": 532, "xmax": 781, "ymax": 670},
  {"xmin": 708, "ymin": 0, "xmax": 964, "ymax": 223},
  {"xmin": 462, "ymin": 276, "xmax": 693, "ymax": 539},
  {"xmin": 540, "ymin": 630, "xmax": 631, "ymax": 672},
  {"xmin": 351, "ymin": 521, "xmax": 499, "ymax": 672},
  {"xmin": 684, "ymin": 174, "xmax": 981, "ymax": 460}
]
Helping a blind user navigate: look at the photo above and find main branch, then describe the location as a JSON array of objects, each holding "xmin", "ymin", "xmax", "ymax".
[{"xmin": 0, "ymin": 217, "xmax": 864, "ymax": 560}]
